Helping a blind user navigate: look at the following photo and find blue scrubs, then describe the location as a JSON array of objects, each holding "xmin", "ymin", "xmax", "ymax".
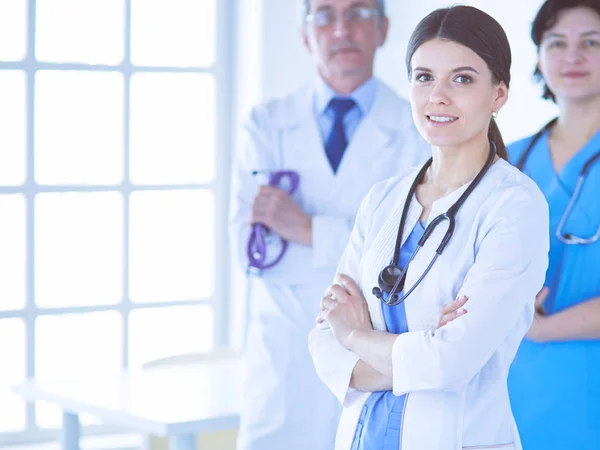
[
  {"xmin": 508, "ymin": 130, "xmax": 600, "ymax": 450},
  {"xmin": 350, "ymin": 221, "xmax": 425, "ymax": 450}
]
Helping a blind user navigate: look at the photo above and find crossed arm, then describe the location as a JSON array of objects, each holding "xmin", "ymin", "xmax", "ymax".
[{"xmin": 316, "ymin": 275, "xmax": 468, "ymax": 393}]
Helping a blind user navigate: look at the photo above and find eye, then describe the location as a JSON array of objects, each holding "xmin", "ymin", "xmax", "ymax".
[
  {"xmin": 583, "ymin": 39, "xmax": 600, "ymax": 47},
  {"xmin": 547, "ymin": 40, "xmax": 566, "ymax": 49},
  {"xmin": 455, "ymin": 74, "xmax": 473, "ymax": 84},
  {"xmin": 414, "ymin": 73, "xmax": 432, "ymax": 82},
  {"xmin": 311, "ymin": 9, "xmax": 335, "ymax": 27}
]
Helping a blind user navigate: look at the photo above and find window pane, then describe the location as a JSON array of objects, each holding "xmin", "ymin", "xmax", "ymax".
[
  {"xmin": 35, "ymin": 71, "xmax": 124, "ymax": 185},
  {"xmin": 36, "ymin": 0, "xmax": 124, "ymax": 65},
  {"xmin": 0, "ymin": 70, "xmax": 26, "ymax": 186},
  {"xmin": 131, "ymin": 0, "xmax": 215, "ymax": 67},
  {"xmin": 35, "ymin": 192, "xmax": 123, "ymax": 308},
  {"xmin": 129, "ymin": 190, "xmax": 214, "ymax": 303},
  {"xmin": 0, "ymin": 1, "xmax": 26, "ymax": 62},
  {"xmin": 130, "ymin": 73, "xmax": 215, "ymax": 185},
  {"xmin": 129, "ymin": 305, "xmax": 213, "ymax": 369},
  {"xmin": 0, "ymin": 319, "xmax": 26, "ymax": 432},
  {"xmin": 0, "ymin": 195, "xmax": 26, "ymax": 311},
  {"xmin": 35, "ymin": 312, "xmax": 122, "ymax": 428}
]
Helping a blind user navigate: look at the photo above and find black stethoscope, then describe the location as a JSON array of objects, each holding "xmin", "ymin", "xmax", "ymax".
[
  {"xmin": 516, "ymin": 118, "xmax": 600, "ymax": 245},
  {"xmin": 372, "ymin": 142, "xmax": 497, "ymax": 306}
]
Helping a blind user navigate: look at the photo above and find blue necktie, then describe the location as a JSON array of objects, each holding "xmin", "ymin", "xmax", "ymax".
[{"xmin": 325, "ymin": 98, "xmax": 356, "ymax": 173}]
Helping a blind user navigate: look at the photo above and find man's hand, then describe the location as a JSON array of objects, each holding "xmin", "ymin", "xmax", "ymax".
[{"xmin": 250, "ymin": 185, "xmax": 312, "ymax": 246}]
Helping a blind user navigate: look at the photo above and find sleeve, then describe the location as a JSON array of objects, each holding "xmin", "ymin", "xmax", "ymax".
[
  {"xmin": 308, "ymin": 190, "xmax": 374, "ymax": 407},
  {"xmin": 228, "ymin": 106, "xmax": 277, "ymax": 272},
  {"xmin": 391, "ymin": 191, "xmax": 550, "ymax": 394}
]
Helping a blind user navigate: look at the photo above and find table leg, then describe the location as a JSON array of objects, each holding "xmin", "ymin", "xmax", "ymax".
[
  {"xmin": 61, "ymin": 411, "xmax": 81, "ymax": 450},
  {"xmin": 168, "ymin": 433, "xmax": 197, "ymax": 450}
]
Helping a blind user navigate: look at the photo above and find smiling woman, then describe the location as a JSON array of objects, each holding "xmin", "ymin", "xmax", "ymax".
[
  {"xmin": 309, "ymin": 6, "xmax": 549, "ymax": 450},
  {"xmin": 405, "ymin": 8, "xmax": 510, "ymax": 161},
  {"xmin": 506, "ymin": 1, "xmax": 600, "ymax": 449}
]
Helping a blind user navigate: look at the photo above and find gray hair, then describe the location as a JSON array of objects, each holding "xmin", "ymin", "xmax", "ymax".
[{"xmin": 300, "ymin": 0, "xmax": 386, "ymax": 24}]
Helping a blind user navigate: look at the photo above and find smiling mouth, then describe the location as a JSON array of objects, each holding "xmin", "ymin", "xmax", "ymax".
[
  {"xmin": 562, "ymin": 72, "xmax": 588, "ymax": 78},
  {"xmin": 427, "ymin": 115, "xmax": 458, "ymax": 123}
]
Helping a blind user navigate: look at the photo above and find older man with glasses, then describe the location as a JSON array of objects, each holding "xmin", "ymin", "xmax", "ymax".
[{"xmin": 230, "ymin": 1, "xmax": 429, "ymax": 449}]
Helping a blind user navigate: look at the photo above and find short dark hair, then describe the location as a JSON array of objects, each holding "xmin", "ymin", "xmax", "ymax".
[
  {"xmin": 405, "ymin": 6, "xmax": 511, "ymax": 160},
  {"xmin": 531, "ymin": 0, "xmax": 600, "ymax": 102}
]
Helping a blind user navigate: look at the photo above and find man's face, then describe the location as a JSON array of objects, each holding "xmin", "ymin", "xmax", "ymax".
[{"xmin": 302, "ymin": 0, "xmax": 388, "ymax": 81}]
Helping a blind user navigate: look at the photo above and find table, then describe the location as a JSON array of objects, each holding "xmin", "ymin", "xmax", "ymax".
[{"xmin": 12, "ymin": 359, "xmax": 242, "ymax": 450}]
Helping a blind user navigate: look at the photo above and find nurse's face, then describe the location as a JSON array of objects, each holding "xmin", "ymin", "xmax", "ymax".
[
  {"xmin": 538, "ymin": 6, "xmax": 600, "ymax": 103},
  {"xmin": 409, "ymin": 39, "xmax": 507, "ymax": 148}
]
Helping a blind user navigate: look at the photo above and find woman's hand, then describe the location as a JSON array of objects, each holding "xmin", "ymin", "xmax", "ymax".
[
  {"xmin": 317, "ymin": 274, "xmax": 373, "ymax": 349},
  {"xmin": 437, "ymin": 295, "xmax": 468, "ymax": 329},
  {"xmin": 526, "ymin": 287, "xmax": 551, "ymax": 342}
]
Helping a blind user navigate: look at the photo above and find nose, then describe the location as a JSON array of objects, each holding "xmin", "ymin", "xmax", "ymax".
[
  {"xmin": 429, "ymin": 82, "xmax": 450, "ymax": 105},
  {"xmin": 332, "ymin": 14, "xmax": 351, "ymax": 38},
  {"xmin": 565, "ymin": 44, "xmax": 585, "ymax": 64}
]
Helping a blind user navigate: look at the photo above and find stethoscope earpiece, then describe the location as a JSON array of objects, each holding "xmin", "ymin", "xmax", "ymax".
[{"xmin": 372, "ymin": 286, "xmax": 382, "ymax": 299}]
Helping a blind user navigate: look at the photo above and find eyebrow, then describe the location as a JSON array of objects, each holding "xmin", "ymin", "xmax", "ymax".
[
  {"xmin": 412, "ymin": 66, "xmax": 480, "ymax": 74},
  {"xmin": 544, "ymin": 30, "xmax": 600, "ymax": 39}
]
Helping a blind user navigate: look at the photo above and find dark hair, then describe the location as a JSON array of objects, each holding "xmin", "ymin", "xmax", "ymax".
[
  {"xmin": 405, "ymin": 6, "xmax": 511, "ymax": 160},
  {"xmin": 531, "ymin": 0, "xmax": 600, "ymax": 102}
]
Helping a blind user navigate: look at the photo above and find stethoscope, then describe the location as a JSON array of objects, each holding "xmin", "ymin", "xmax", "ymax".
[
  {"xmin": 372, "ymin": 141, "xmax": 497, "ymax": 306},
  {"xmin": 246, "ymin": 170, "xmax": 300, "ymax": 273},
  {"xmin": 515, "ymin": 118, "xmax": 600, "ymax": 245}
]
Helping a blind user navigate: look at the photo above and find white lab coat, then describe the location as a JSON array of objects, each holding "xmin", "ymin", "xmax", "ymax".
[
  {"xmin": 230, "ymin": 79, "xmax": 429, "ymax": 450},
  {"xmin": 309, "ymin": 159, "xmax": 550, "ymax": 450}
]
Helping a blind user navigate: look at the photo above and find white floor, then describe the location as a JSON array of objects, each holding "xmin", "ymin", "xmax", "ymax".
[{"xmin": 2, "ymin": 433, "xmax": 143, "ymax": 450}]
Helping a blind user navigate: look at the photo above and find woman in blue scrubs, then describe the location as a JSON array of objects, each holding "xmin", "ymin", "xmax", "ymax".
[{"xmin": 507, "ymin": 1, "xmax": 600, "ymax": 449}]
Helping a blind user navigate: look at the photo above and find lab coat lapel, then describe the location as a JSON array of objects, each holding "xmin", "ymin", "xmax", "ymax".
[
  {"xmin": 333, "ymin": 115, "xmax": 392, "ymax": 182},
  {"xmin": 362, "ymin": 173, "xmax": 422, "ymax": 331},
  {"xmin": 284, "ymin": 116, "xmax": 332, "ymax": 179},
  {"xmin": 332, "ymin": 83, "xmax": 402, "ymax": 191},
  {"xmin": 278, "ymin": 85, "xmax": 336, "ymax": 198}
]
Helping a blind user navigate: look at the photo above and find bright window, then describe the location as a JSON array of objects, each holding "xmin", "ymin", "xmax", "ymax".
[{"xmin": 0, "ymin": 0, "xmax": 229, "ymax": 443}]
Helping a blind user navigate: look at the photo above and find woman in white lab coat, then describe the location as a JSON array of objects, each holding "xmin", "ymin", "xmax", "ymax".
[{"xmin": 309, "ymin": 6, "xmax": 550, "ymax": 450}]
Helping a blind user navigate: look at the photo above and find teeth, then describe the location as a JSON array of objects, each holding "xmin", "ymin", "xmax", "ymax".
[{"xmin": 429, "ymin": 116, "xmax": 457, "ymax": 122}]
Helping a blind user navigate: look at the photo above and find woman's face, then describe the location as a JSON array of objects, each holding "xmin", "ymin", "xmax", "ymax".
[
  {"xmin": 538, "ymin": 6, "xmax": 600, "ymax": 103},
  {"xmin": 409, "ymin": 38, "xmax": 507, "ymax": 148}
]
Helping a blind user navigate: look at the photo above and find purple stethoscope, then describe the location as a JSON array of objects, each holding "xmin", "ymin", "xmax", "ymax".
[{"xmin": 246, "ymin": 170, "xmax": 300, "ymax": 273}]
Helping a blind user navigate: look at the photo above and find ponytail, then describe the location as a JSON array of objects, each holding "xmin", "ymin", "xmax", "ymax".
[{"xmin": 488, "ymin": 118, "xmax": 507, "ymax": 160}]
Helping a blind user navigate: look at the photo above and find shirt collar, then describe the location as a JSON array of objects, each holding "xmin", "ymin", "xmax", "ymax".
[{"xmin": 314, "ymin": 76, "xmax": 377, "ymax": 116}]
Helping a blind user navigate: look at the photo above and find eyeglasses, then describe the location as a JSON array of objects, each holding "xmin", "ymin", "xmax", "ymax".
[{"xmin": 305, "ymin": 6, "xmax": 380, "ymax": 28}]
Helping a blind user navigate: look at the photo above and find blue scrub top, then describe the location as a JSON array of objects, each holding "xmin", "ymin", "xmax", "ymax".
[
  {"xmin": 351, "ymin": 221, "xmax": 425, "ymax": 450},
  {"xmin": 507, "ymin": 130, "xmax": 600, "ymax": 450}
]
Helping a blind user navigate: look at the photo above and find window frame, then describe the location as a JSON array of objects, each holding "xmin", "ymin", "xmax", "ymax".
[{"xmin": 0, "ymin": 0, "xmax": 234, "ymax": 444}]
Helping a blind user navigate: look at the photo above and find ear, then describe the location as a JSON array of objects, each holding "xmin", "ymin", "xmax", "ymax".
[
  {"xmin": 377, "ymin": 16, "xmax": 390, "ymax": 47},
  {"xmin": 493, "ymin": 80, "xmax": 509, "ymax": 113},
  {"xmin": 301, "ymin": 27, "xmax": 312, "ymax": 53}
]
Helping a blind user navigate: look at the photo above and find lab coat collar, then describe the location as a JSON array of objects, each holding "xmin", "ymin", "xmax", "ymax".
[
  {"xmin": 276, "ymin": 78, "xmax": 405, "ymax": 131},
  {"xmin": 314, "ymin": 76, "xmax": 377, "ymax": 117}
]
